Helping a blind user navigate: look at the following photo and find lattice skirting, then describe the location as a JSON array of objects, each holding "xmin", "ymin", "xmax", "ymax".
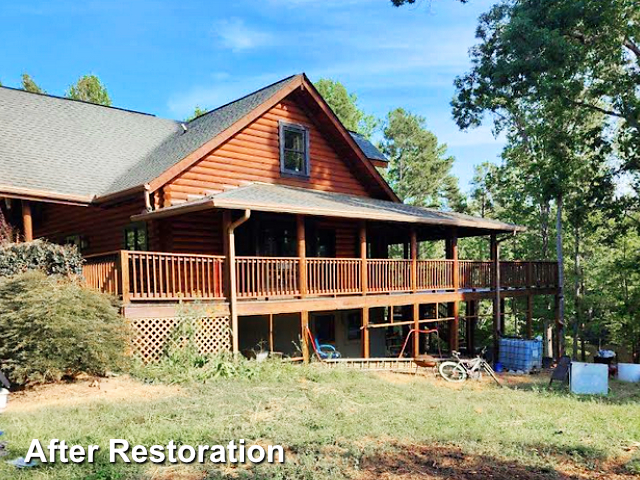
[{"xmin": 128, "ymin": 315, "xmax": 231, "ymax": 363}]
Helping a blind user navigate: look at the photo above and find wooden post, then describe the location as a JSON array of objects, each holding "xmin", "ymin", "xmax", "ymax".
[
  {"xmin": 362, "ymin": 308, "xmax": 370, "ymax": 358},
  {"xmin": 359, "ymin": 222, "xmax": 367, "ymax": 295},
  {"xmin": 228, "ymin": 210, "xmax": 251, "ymax": 355},
  {"xmin": 500, "ymin": 297, "xmax": 506, "ymax": 334},
  {"xmin": 301, "ymin": 311, "xmax": 310, "ymax": 363},
  {"xmin": 297, "ymin": 215, "xmax": 307, "ymax": 297},
  {"xmin": 449, "ymin": 234, "xmax": 459, "ymax": 291},
  {"xmin": 526, "ymin": 294, "xmax": 533, "ymax": 339},
  {"xmin": 466, "ymin": 300, "xmax": 476, "ymax": 354},
  {"xmin": 222, "ymin": 211, "xmax": 231, "ymax": 298},
  {"xmin": 413, "ymin": 303, "xmax": 420, "ymax": 356},
  {"xmin": 21, "ymin": 200, "xmax": 33, "ymax": 241},
  {"xmin": 491, "ymin": 234, "xmax": 501, "ymax": 358},
  {"xmin": 450, "ymin": 301, "xmax": 459, "ymax": 352},
  {"xmin": 269, "ymin": 314, "xmax": 274, "ymax": 353},
  {"xmin": 446, "ymin": 233, "xmax": 459, "ymax": 351},
  {"xmin": 119, "ymin": 250, "xmax": 130, "ymax": 304},
  {"xmin": 410, "ymin": 228, "xmax": 417, "ymax": 293}
]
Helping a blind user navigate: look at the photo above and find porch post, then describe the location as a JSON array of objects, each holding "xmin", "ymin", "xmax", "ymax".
[
  {"xmin": 297, "ymin": 215, "xmax": 307, "ymax": 297},
  {"xmin": 413, "ymin": 303, "xmax": 420, "ymax": 356},
  {"xmin": 491, "ymin": 234, "xmax": 501, "ymax": 358},
  {"xmin": 119, "ymin": 250, "xmax": 130, "ymax": 304},
  {"xmin": 222, "ymin": 211, "xmax": 231, "ymax": 299},
  {"xmin": 359, "ymin": 221, "xmax": 367, "ymax": 295},
  {"xmin": 228, "ymin": 209, "xmax": 251, "ymax": 355},
  {"xmin": 410, "ymin": 228, "xmax": 417, "ymax": 293},
  {"xmin": 526, "ymin": 294, "xmax": 534, "ymax": 339},
  {"xmin": 466, "ymin": 300, "xmax": 476, "ymax": 354},
  {"xmin": 21, "ymin": 200, "xmax": 33, "ymax": 241},
  {"xmin": 362, "ymin": 308, "xmax": 370, "ymax": 358},
  {"xmin": 301, "ymin": 310, "xmax": 310, "ymax": 363},
  {"xmin": 446, "ymin": 233, "xmax": 459, "ymax": 352}
]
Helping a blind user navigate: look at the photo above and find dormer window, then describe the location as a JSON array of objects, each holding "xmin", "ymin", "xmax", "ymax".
[{"xmin": 279, "ymin": 121, "xmax": 309, "ymax": 177}]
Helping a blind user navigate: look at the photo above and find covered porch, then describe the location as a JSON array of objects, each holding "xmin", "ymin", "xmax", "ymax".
[{"xmin": 82, "ymin": 184, "xmax": 560, "ymax": 360}]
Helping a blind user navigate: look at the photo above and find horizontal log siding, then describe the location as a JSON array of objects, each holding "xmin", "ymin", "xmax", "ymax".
[
  {"xmin": 156, "ymin": 210, "xmax": 224, "ymax": 255},
  {"xmin": 165, "ymin": 99, "xmax": 372, "ymax": 206},
  {"xmin": 34, "ymin": 198, "xmax": 149, "ymax": 256}
]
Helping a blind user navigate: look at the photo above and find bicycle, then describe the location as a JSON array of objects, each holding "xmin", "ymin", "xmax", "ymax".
[{"xmin": 438, "ymin": 348, "xmax": 501, "ymax": 385}]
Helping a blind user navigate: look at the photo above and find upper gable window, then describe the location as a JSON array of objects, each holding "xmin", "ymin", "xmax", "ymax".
[{"xmin": 279, "ymin": 121, "xmax": 309, "ymax": 177}]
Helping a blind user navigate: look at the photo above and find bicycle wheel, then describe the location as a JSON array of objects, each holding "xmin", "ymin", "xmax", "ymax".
[{"xmin": 438, "ymin": 361, "xmax": 468, "ymax": 382}]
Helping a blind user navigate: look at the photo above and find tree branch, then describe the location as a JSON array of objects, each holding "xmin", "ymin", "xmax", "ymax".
[{"xmin": 624, "ymin": 38, "xmax": 640, "ymax": 60}]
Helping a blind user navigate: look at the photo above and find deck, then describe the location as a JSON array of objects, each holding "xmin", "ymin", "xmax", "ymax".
[{"xmin": 84, "ymin": 250, "xmax": 559, "ymax": 314}]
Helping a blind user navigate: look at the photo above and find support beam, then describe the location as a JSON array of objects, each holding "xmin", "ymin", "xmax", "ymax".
[
  {"xmin": 410, "ymin": 228, "xmax": 418, "ymax": 293},
  {"xmin": 447, "ymin": 301, "xmax": 459, "ymax": 352},
  {"xmin": 466, "ymin": 300, "xmax": 477, "ymax": 354},
  {"xmin": 269, "ymin": 314, "xmax": 274, "ymax": 353},
  {"xmin": 301, "ymin": 311, "xmax": 310, "ymax": 363},
  {"xmin": 222, "ymin": 211, "xmax": 231, "ymax": 298},
  {"xmin": 491, "ymin": 234, "xmax": 501, "ymax": 358},
  {"xmin": 526, "ymin": 295, "xmax": 533, "ymax": 339},
  {"xmin": 413, "ymin": 303, "xmax": 420, "ymax": 356},
  {"xmin": 297, "ymin": 215, "xmax": 307, "ymax": 297},
  {"xmin": 359, "ymin": 222, "xmax": 367, "ymax": 295},
  {"xmin": 362, "ymin": 308, "xmax": 370, "ymax": 358},
  {"xmin": 21, "ymin": 200, "xmax": 33, "ymax": 241}
]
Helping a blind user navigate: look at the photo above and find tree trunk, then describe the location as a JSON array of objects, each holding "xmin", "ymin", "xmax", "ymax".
[
  {"xmin": 540, "ymin": 200, "xmax": 554, "ymax": 358},
  {"xmin": 572, "ymin": 224, "xmax": 581, "ymax": 360},
  {"xmin": 556, "ymin": 194, "xmax": 565, "ymax": 358}
]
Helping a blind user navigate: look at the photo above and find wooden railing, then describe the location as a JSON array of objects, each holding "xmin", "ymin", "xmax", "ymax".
[
  {"xmin": 236, "ymin": 257, "xmax": 300, "ymax": 298},
  {"xmin": 83, "ymin": 252, "xmax": 121, "ymax": 296},
  {"xmin": 306, "ymin": 258, "xmax": 361, "ymax": 295},
  {"xmin": 367, "ymin": 259, "xmax": 412, "ymax": 293},
  {"xmin": 127, "ymin": 251, "xmax": 225, "ymax": 301},
  {"xmin": 459, "ymin": 261, "xmax": 493, "ymax": 289},
  {"xmin": 84, "ymin": 251, "xmax": 559, "ymax": 302},
  {"xmin": 417, "ymin": 260, "xmax": 454, "ymax": 290}
]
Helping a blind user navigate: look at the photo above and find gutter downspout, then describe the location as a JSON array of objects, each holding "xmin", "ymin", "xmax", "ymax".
[{"xmin": 228, "ymin": 209, "xmax": 251, "ymax": 354}]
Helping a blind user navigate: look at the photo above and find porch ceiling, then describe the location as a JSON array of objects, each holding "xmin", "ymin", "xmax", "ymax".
[{"xmin": 132, "ymin": 183, "xmax": 525, "ymax": 236}]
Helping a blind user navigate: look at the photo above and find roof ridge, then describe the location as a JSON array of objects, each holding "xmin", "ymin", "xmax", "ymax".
[
  {"xmin": 186, "ymin": 73, "xmax": 300, "ymax": 124},
  {"xmin": 0, "ymin": 84, "xmax": 159, "ymax": 118}
]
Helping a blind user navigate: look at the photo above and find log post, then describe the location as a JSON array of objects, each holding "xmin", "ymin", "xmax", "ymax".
[
  {"xmin": 21, "ymin": 200, "xmax": 33, "ymax": 241},
  {"xmin": 466, "ymin": 300, "xmax": 477, "ymax": 354},
  {"xmin": 410, "ymin": 228, "xmax": 417, "ymax": 293},
  {"xmin": 301, "ymin": 310, "xmax": 310, "ymax": 363},
  {"xmin": 413, "ymin": 303, "xmax": 420, "ymax": 356},
  {"xmin": 491, "ymin": 234, "xmax": 501, "ymax": 358},
  {"xmin": 450, "ymin": 301, "xmax": 459, "ymax": 352},
  {"xmin": 297, "ymin": 215, "xmax": 307, "ymax": 297},
  {"xmin": 359, "ymin": 222, "xmax": 367, "ymax": 295},
  {"xmin": 362, "ymin": 308, "xmax": 370, "ymax": 358},
  {"xmin": 119, "ymin": 250, "xmax": 130, "ymax": 304},
  {"xmin": 222, "ymin": 211, "xmax": 231, "ymax": 299}
]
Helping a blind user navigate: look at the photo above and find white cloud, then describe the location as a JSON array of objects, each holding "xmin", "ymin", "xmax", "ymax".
[{"xmin": 213, "ymin": 18, "xmax": 274, "ymax": 52}]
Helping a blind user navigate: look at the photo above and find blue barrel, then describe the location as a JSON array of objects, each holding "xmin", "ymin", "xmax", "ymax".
[{"xmin": 498, "ymin": 338, "xmax": 542, "ymax": 373}]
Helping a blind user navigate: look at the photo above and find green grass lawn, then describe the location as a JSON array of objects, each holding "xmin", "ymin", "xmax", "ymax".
[{"xmin": 1, "ymin": 363, "xmax": 639, "ymax": 479}]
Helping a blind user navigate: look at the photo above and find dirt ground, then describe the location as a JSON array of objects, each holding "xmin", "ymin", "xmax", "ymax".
[{"xmin": 5, "ymin": 375, "xmax": 182, "ymax": 413}]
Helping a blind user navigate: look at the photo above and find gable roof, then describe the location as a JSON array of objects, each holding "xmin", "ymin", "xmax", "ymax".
[
  {"xmin": 133, "ymin": 183, "xmax": 525, "ymax": 236},
  {"xmin": 0, "ymin": 74, "xmax": 392, "ymax": 204}
]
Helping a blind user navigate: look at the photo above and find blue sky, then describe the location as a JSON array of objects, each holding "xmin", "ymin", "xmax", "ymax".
[{"xmin": 0, "ymin": 0, "xmax": 504, "ymax": 191}]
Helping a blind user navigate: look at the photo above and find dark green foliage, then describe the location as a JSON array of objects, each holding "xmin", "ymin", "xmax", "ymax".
[
  {"xmin": 0, "ymin": 272, "xmax": 128, "ymax": 386},
  {"xmin": 0, "ymin": 240, "xmax": 83, "ymax": 278},
  {"xmin": 66, "ymin": 74, "xmax": 112, "ymax": 106}
]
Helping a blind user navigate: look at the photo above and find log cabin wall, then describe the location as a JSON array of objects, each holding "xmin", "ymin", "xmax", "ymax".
[
  {"xmin": 154, "ymin": 210, "xmax": 224, "ymax": 255},
  {"xmin": 33, "ymin": 197, "xmax": 149, "ymax": 256},
  {"xmin": 162, "ymin": 97, "xmax": 373, "ymax": 206}
]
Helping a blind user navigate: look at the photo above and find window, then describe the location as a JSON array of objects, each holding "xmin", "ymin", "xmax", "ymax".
[
  {"xmin": 123, "ymin": 223, "xmax": 148, "ymax": 251},
  {"xmin": 279, "ymin": 121, "xmax": 309, "ymax": 177},
  {"xmin": 64, "ymin": 234, "xmax": 88, "ymax": 252}
]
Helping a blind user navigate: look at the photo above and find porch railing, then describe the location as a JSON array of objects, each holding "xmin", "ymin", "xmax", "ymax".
[{"xmin": 83, "ymin": 251, "xmax": 559, "ymax": 302}]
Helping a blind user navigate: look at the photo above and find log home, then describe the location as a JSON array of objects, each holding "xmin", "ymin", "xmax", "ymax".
[{"xmin": 0, "ymin": 74, "xmax": 561, "ymax": 363}]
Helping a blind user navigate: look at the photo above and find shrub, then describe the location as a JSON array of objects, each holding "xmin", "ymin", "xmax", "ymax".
[
  {"xmin": 0, "ymin": 271, "xmax": 129, "ymax": 386},
  {"xmin": 0, "ymin": 240, "xmax": 83, "ymax": 278}
]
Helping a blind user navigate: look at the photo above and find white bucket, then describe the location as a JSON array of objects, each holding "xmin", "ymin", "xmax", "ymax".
[
  {"xmin": 570, "ymin": 362, "xmax": 608, "ymax": 395},
  {"xmin": 0, "ymin": 388, "xmax": 8, "ymax": 412},
  {"xmin": 618, "ymin": 363, "xmax": 640, "ymax": 383}
]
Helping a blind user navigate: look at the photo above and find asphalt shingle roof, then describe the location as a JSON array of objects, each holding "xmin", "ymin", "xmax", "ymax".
[
  {"xmin": 0, "ymin": 75, "xmax": 298, "ymax": 199},
  {"xmin": 349, "ymin": 131, "xmax": 387, "ymax": 162},
  {"xmin": 134, "ymin": 183, "xmax": 525, "ymax": 234}
]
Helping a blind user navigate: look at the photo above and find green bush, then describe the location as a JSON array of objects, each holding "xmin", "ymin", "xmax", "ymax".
[
  {"xmin": 0, "ymin": 271, "xmax": 129, "ymax": 386},
  {"xmin": 0, "ymin": 240, "xmax": 83, "ymax": 278}
]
